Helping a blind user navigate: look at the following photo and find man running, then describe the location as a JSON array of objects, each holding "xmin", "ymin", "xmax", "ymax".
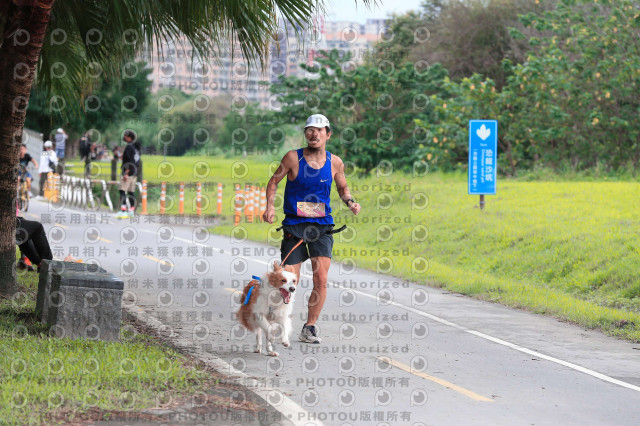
[{"xmin": 263, "ymin": 114, "xmax": 361, "ymax": 344}]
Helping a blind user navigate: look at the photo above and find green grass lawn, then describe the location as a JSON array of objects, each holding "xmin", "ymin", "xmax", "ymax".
[
  {"xmin": 0, "ymin": 267, "xmax": 215, "ymax": 425},
  {"xmin": 69, "ymin": 155, "xmax": 640, "ymax": 341}
]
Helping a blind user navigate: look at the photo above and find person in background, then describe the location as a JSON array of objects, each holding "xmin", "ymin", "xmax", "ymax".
[
  {"xmin": 37, "ymin": 141, "xmax": 58, "ymax": 198},
  {"xmin": 19, "ymin": 144, "xmax": 38, "ymax": 193},
  {"xmin": 54, "ymin": 128, "xmax": 67, "ymax": 174},
  {"xmin": 16, "ymin": 216, "xmax": 53, "ymax": 272},
  {"xmin": 79, "ymin": 131, "xmax": 93, "ymax": 177},
  {"xmin": 111, "ymin": 145, "xmax": 122, "ymax": 181},
  {"xmin": 115, "ymin": 131, "xmax": 141, "ymax": 218},
  {"xmin": 79, "ymin": 131, "xmax": 90, "ymax": 161},
  {"xmin": 16, "ymin": 177, "xmax": 53, "ymax": 271},
  {"xmin": 89, "ymin": 143, "xmax": 98, "ymax": 161}
]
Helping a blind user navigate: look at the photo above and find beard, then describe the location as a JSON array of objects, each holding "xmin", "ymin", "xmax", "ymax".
[{"xmin": 306, "ymin": 137, "xmax": 323, "ymax": 152}]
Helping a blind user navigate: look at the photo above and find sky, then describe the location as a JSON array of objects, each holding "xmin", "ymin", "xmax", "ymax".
[{"xmin": 326, "ymin": 0, "xmax": 425, "ymax": 23}]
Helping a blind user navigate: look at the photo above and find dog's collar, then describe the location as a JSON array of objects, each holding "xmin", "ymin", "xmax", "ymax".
[
  {"xmin": 244, "ymin": 276, "xmax": 262, "ymax": 305},
  {"xmin": 243, "ymin": 286, "xmax": 254, "ymax": 305}
]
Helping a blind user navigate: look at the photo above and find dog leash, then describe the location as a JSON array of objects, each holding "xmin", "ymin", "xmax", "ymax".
[
  {"xmin": 243, "ymin": 225, "xmax": 346, "ymax": 303},
  {"xmin": 280, "ymin": 239, "xmax": 305, "ymax": 266},
  {"xmin": 277, "ymin": 224, "xmax": 347, "ymax": 267}
]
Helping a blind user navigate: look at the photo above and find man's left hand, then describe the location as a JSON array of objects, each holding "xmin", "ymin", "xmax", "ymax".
[{"xmin": 349, "ymin": 202, "xmax": 360, "ymax": 215}]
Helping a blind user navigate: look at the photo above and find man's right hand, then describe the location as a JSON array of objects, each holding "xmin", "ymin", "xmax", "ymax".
[{"xmin": 263, "ymin": 207, "xmax": 275, "ymax": 224}]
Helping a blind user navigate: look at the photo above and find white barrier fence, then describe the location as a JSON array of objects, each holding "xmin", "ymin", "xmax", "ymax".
[
  {"xmin": 58, "ymin": 179, "xmax": 142, "ymax": 212},
  {"xmin": 59, "ymin": 175, "xmax": 96, "ymax": 210}
]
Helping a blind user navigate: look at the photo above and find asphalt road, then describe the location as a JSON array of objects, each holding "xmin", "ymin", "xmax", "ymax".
[{"xmin": 24, "ymin": 199, "xmax": 640, "ymax": 426}]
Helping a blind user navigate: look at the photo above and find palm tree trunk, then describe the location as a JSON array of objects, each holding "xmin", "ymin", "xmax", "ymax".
[{"xmin": 0, "ymin": 0, "xmax": 56, "ymax": 295}]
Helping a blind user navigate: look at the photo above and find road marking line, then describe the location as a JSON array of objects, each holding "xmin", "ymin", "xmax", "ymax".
[
  {"xmin": 143, "ymin": 255, "xmax": 173, "ymax": 267},
  {"xmin": 353, "ymin": 288, "xmax": 640, "ymax": 394},
  {"xmin": 217, "ymin": 252, "xmax": 640, "ymax": 393},
  {"xmin": 54, "ymin": 223, "xmax": 68, "ymax": 229},
  {"xmin": 133, "ymin": 232, "xmax": 640, "ymax": 394},
  {"xmin": 176, "ymin": 236, "xmax": 224, "ymax": 252},
  {"xmin": 139, "ymin": 231, "xmax": 224, "ymax": 252},
  {"xmin": 224, "ymin": 287, "xmax": 243, "ymax": 294},
  {"xmin": 99, "ymin": 237, "xmax": 112, "ymax": 243},
  {"xmin": 378, "ymin": 356, "xmax": 493, "ymax": 402},
  {"xmin": 27, "ymin": 213, "xmax": 39, "ymax": 219}
]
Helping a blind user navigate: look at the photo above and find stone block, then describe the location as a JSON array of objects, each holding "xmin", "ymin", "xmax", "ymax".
[
  {"xmin": 36, "ymin": 260, "xmax": 107, "ymax": 322},
  {"xmin": 35, "ymin": 260, "xmax": 124, "ymax": 342}
]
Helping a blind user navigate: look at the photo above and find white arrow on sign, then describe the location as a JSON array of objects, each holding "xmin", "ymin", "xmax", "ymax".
[{"xmin": 476, "ymin": 124, "xmax": 491, "ymax": 141}]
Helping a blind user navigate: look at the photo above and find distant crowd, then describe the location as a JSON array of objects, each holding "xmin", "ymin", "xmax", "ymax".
[
  {"xmin": 17, "ymin": 128, "xmax": 142, "ymax": 272},
  {"xmin": 79, "ymin": 131, "xmax": 122, "ymax": 163},
  {"xmin": 20, "ymin": 127, "xmax": 128, "ymax": 199}
]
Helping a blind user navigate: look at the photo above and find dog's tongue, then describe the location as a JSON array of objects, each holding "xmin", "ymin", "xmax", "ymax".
[{"xmin": 280, "ymin": 288, "xmax": 290, "ymax": 304}]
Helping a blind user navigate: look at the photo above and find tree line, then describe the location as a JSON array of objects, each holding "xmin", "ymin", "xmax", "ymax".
[
  {"xmin": 269, "ymin": 0, "xmax": 640, "ymax": 175},
  {"xmin": 23, "ymin": 0, "xmax": 638, "ymax": 175}
]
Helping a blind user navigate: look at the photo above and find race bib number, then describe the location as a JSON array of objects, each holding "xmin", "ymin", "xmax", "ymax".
[{"xmin": 296, "ymin": 202, "xmax": 326, "ymax": 218}]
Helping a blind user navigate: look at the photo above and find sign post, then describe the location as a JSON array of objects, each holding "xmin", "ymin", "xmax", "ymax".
[{"xmin": 468, "ymin": 120, "xmax": 497, "ymax": 209}]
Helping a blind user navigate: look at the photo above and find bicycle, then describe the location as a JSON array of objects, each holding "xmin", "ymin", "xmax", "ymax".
[{"xmin": 17, "ymin": 165, "xmax": 30, "ymax": 212}]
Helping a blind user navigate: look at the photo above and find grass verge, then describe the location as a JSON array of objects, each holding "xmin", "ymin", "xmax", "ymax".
[{"xmin": 0, "ymin": 266, "xmax": 259, "ymax": 425}]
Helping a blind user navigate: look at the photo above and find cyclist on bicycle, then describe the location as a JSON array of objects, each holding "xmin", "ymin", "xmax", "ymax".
[{"xmin": 19, "ymin": 144, "xmax": 38, "ymax": 193}]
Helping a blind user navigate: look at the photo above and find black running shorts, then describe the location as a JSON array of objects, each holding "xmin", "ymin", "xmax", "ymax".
[{"xmin": 280, "ymin": 223, "xmax": 334, "ymax": 265}]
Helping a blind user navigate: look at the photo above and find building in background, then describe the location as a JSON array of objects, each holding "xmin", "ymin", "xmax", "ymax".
[{"xmin": 141, "ymin": 18, "xmax": 388, "ymax": 109}]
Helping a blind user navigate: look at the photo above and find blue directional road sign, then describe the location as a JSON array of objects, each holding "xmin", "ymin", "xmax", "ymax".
[{"xmin": 468, "ymin": 120, "xmax": 497, "ymax": 195}]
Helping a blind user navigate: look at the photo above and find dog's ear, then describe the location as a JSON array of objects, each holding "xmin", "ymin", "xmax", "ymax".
[
  {"xmin": 283, "ymin": 264, "xmax": 295, "ymax": 274},
  {"xmin": 270, "ymin": 261, "xmax": 282, "ymax": 273}
]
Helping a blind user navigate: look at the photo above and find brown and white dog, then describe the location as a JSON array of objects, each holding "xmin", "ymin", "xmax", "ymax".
[{"xmin": 236, "ymin": 261, "xmax": 298, "ymax": 356}]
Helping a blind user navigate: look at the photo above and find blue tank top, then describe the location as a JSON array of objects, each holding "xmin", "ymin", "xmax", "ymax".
[{"xmin": 283, "ymin": 148, "xmax": 333, "ymax": 225}]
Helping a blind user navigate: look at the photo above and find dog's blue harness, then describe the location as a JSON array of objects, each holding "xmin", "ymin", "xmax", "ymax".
[{"xmin": 244, "ymin": 276, "xmax": 261, "ymax": 305}]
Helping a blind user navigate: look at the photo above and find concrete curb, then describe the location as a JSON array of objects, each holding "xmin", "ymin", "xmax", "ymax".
[{"xmin": 123, "ymin": 304, "xmax": 322, "ymax": 426}]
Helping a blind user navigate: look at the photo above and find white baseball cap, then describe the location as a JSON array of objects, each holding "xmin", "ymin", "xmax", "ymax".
[
  {"xmin": 304, "ymin": 114, "xmax": 330, "ymax": 130},
  {"xmin": 44, "ymin": 141, "xmax": 53, "ymax": 148},
  {"xmin": 56, "ymin": 128, "xmax": 63, "ymax": 132}
]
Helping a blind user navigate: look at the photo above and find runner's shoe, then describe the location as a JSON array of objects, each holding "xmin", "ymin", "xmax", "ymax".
[
  {"xmin": 115, "ymin": 210, "xmax": 129, "ymax": 219},
  {"xmin": 299, "ymin": 324, "xmax": 321, "ymax": 344},
  {"xmin": 127, "ymin": 209, "xmax": 135, "ymax": 218}
]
